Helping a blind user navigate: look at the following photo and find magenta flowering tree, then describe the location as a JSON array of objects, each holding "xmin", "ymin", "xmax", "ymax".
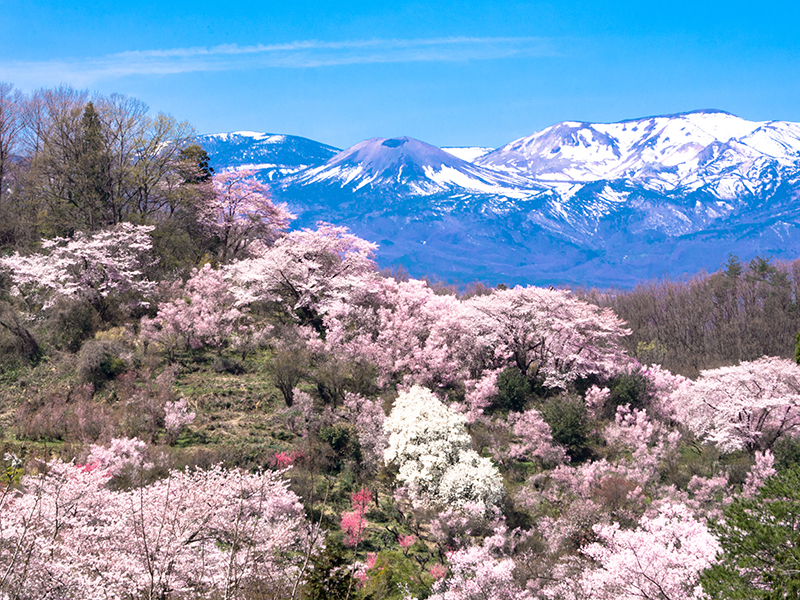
[
  {"xmin": 340, "ymin": 488, "xmax": 373, "ymax": 548},
  {"xmin": 670, "ymin": 356, "xmax": 800, "ymax": 453},
  {"xmin": 199, "ymin": 168, "xmax": 294, "ymax": 261},
  {"xmin": 140, "ymin": 263, "xmax": 249, "ymax": 355},
  {"xmin": 0, "ymin": 222, "xmax": 156, "ymax": 316}
]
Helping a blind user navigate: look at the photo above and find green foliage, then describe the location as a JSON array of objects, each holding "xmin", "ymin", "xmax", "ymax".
[
  {"xmin": 635, "ymin": 339, "xmax": 667, "ymax": 365},
  {"xmin": 795, "ymin": 331, "xmax": 800, "ymax": 365},
  {"xmin": 320, "ymin": 424, "xmax": 363, "ymax": 471},
  {"xmin": 2, "ymin": 457, "xmax": 23, "ymax": 485},
  {"xmin": 495, "ymin": 367, "xmax": 530, "ymax": 412},
  {"xmin": 0, "ymin": 301, "xmax": 41, "ymax": 366},
  {"xmin": 773, "ymin": 435, "xmax": 800, "ymax": 473},
  {"xmin": 701, "ymin": 467, "xmax": 800, "ymax": 599},
  {"xmin": 269, "ymin": 345, "xmax": 309, "ymax": 407},
  {"xmin": 540, "ymin": 394, "xmax": 592, "ymax": 462},
  {"xmin": 178, "ymin": 144, "xmax": 214, "ymax": 183},
  {"xmin": 602, "ymin": 370, "xmax": 650, "ymax": 419},
  {"xmin": 44, "ymin": 298, "xmax": 101, "ymax": 352},
  {"xmin": 360, "ymin": 550, "xmax": 430, "ymax": 600},
  {"xmin": 724, "ymin": 253, "xmax": 744, "ymax": 280},
  {"xmin": 302, "ymin": 540, "xmax": 362, "ymax": 600}
]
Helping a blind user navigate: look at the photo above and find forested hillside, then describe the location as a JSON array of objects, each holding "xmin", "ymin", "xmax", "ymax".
[{"xmin": 1, "ymin": 84, "xmax": 799, "ymax": 600}]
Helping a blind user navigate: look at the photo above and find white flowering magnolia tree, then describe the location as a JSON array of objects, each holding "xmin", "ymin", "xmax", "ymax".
[{"xmin": 383, "ymin": 386, "xmax": 504, "ymax": 511}]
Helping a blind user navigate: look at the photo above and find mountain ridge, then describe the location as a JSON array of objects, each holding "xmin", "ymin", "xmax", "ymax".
[{"xmin": 198, "ymin": 111, "xmax": 800, "ymax": 287}]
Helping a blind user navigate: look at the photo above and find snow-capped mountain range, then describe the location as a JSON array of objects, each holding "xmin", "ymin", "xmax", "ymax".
[{"xmin": 199, "ymin": 110, "xmax": 800, "ymax": 287}]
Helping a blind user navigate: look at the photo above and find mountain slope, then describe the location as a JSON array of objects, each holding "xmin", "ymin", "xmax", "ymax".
[
  {"xmin": 196, "ymin": 131, "xmax": 339, "ymax": 181},
  {"xmin": 280, "ymin": 136, "xmax": 536, "ymax": 198},
  {"xmin": 199, "ymin": 112, "xmax": 800, "ymax": 287}
]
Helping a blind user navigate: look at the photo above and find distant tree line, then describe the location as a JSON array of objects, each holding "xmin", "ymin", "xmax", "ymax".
[{"xmin": 581, "ymin": 254, "xmax": 800, "ymax": 376}]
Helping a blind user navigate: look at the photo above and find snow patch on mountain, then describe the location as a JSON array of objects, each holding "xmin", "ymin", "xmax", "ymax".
[
  {"xmin": 283, "ymin": 136, "xmax": 537, "ymax": 197},
  {"xmin": 441, "ymin": 147, "xmax": 495, "ymax": 162},
  {"xmin": 202, "ymin": 111, "xmax": 800, "ymax": 287}
]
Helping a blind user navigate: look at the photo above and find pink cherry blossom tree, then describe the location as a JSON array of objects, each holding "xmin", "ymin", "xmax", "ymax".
[
  {"xmin": 341, "ymin": 392, "xmax": 388, "ymax": 474},
  {"xmin": 0, "ymin": 459, "xmax": 315, "ymax": 599},
  {"xmin": 140, "ymin": 263, "xmax": 249, "ymax": 355},
  {"xmin": 0, "ymin": 222, "xmax": 156, "ymax": 317},
  {"xmin": 324, "ymin": 277, "xmax": 474, "ymax": 391},
  {"xmin": 670, "ymin": 356, "xmax": 800, "ymax": 453},
  {"xmin": 199, "ymin": 168, "xmax": 294, "ymax": 261},
  {"xmin": 463, "ymin": 286, "xmax": 632, "ymax": 389},
  {"xmin": 226, "ymin": 223, "xmax": 377, "ymax": 331},
  {"xmin": 505, "ymin": 408, "xmax": 569, "ymax": 466},
  {"xmin": 566, "ymin": 502, "xmax": 720, "ymax": 600},
  {"xmin": 429, "ymin": 543, "xmax": 531, "ymax": 600}
]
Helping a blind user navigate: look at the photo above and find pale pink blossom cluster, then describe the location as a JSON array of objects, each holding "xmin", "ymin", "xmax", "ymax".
[
  {"xmin": 140, "ymin": 263, "xmax": 249, "ymax": 352},
  {"xmin": 461, "ymin": 370, "xmax": 502, "ymax": 423},
  {"xmin": 163, "ymin": 398, "xmax": 195, "ymax": 442},
  {"xmin": 201, "ymin": 169, "xmax": 295, "ymax": 261},
  {"xmin": 604, "ymin": 404, "xmax": 658, "ymax": 454},
  {"xmin": 0, "ymin": 222, "xmax": 156, "ymax": 312},
  {"xmin": 584, "ymin": 384, "xmax": 611, "ymax": 418},
  {"xmin": 570, "ymin": 502, "xmax": 720, "ymax": 600},
  {"xmin": 429, "ymin": 543, "xmax": 531, "ymax": 600},
  {"xmin": 0, "ymin": 460, "xmax": 314, "ymax": 599},
  {"xmin": 742, "ymin": 449, "xmax": 777, "ymax": 498},
  {"xmin": 463, "ymin": 286, "xmax": 633, "ymax": 389},
  {"xmin": 342, "ymin": 392, "xmax": 388, "ymax": 473},
  {"xmin": 85, "ymin": 436, "xmax": 151, "ymax": 476},
  {"xmin": 325, "ymin": 279, "xmax": 632, "ymax": 396},
  {"xmin": 505, "ymin": 408, "xmax": 568, "ymax": 466},
  {"xmin": 671, "ymin": 356, "xmax": 800, "ymax": 452},
  {"xmin": 226, "ymin": 223, "xmax": 378, "ymax": 325}
]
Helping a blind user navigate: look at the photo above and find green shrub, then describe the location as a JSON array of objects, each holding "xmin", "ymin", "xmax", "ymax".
[
  {"xmin": 495, "ymin": 367, "xmax": 530, "ymax": 412},
  {"xmin": 77, "ymin": 339, "xmax": 129, "ymax": 387},
  {"xmin": 361, "ymin": 550, "xmax": 430, "ymax": 600},
  {"xmin": 320, "ymin": 424, "xmax": 362, "ymax": 471},
  {"xmin": 601, "ymin": 370, "xmax": 651, "ymax": 419},
  {"xmin": 44, "ymin": 298, "xmax": 100, "ymax": 352},
  {"xmin": 541, "ymin": 394, "xmax": 592, "ymax": 462}
]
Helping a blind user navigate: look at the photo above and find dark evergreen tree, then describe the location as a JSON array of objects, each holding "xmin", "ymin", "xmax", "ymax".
[{"xmin": 701, "ymin": 467, "xmax": 800, "ymax": 599}]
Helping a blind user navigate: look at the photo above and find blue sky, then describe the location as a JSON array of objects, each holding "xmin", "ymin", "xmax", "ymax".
[{"xmin": 1, "ymin": 0, "xmax": 798, "ymax": 149}]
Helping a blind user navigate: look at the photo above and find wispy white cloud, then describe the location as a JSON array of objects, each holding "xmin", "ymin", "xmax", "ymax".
[{"xmin": 0, "ymin": 36, "xmax": 559, "ymax": 88}]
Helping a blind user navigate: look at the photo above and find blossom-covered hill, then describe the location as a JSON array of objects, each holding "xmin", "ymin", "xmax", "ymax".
[{"xmin": 2, "ymin": 85, "xmax": 799, "ymax": 600}]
